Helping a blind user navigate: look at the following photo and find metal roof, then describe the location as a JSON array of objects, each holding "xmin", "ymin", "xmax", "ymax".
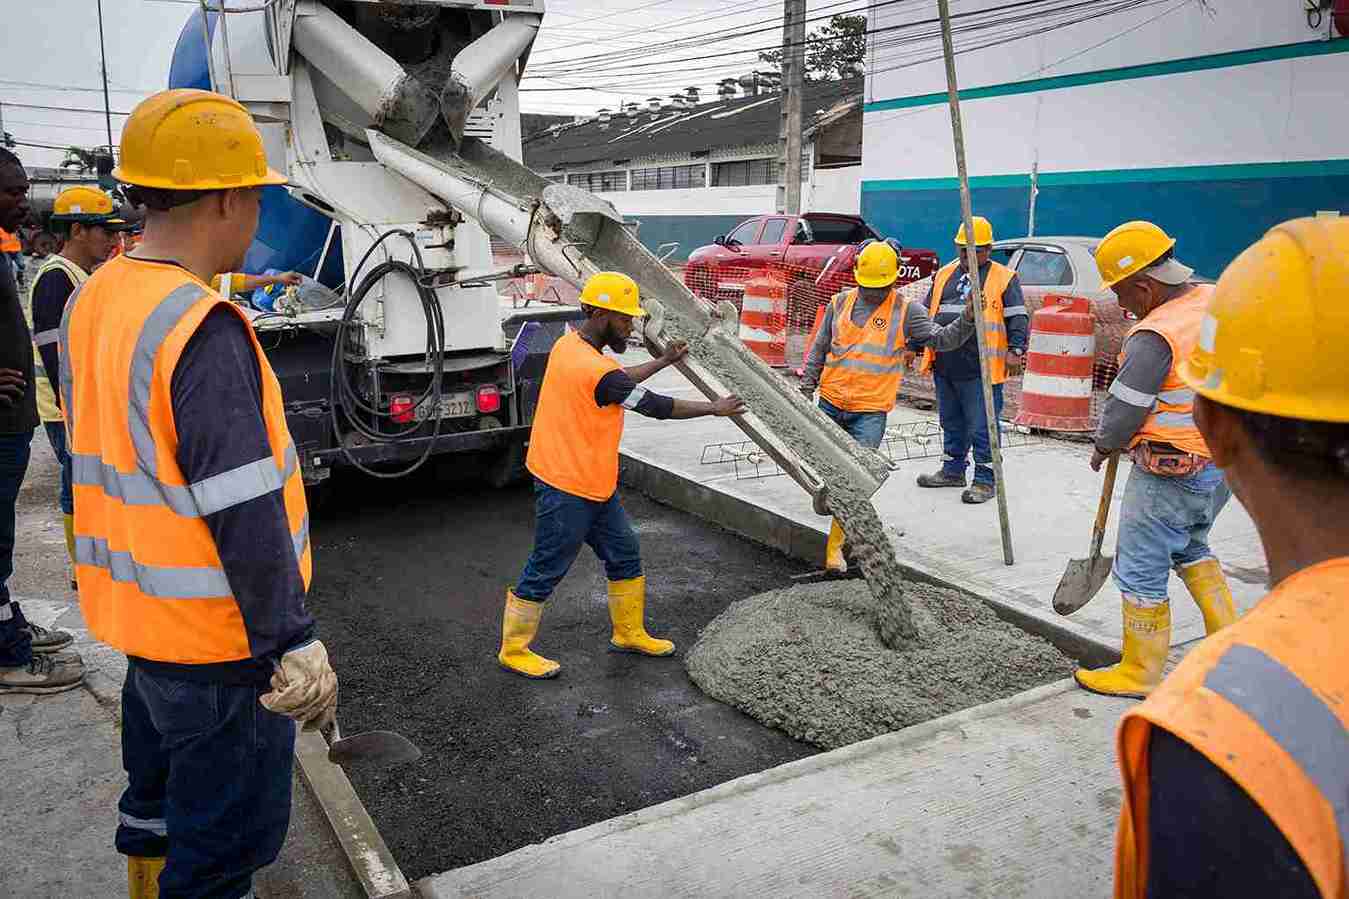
[{"xmin": 523, "ymin": 78, "xmax": 861, "ymax": 171}]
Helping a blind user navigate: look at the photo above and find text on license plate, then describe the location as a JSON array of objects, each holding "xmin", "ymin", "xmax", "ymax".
[{"xmin": 414, "ymin": 392, "xmax": 475, "ymax": 421}]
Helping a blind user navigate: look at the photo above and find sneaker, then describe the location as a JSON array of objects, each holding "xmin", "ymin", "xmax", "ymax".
[
  {"xmin": 916, "ymin": 470, "xmax": 966, "ymax": 488},
  {"xmin": 24, "ymin": 620, "xmax": 74, "ymax": 654},
  {"xmin": 0, "ymin": 653, "xmax": 86, "ymax": 694},
  {"xmin": 962, "ymin": 483, "xmax": 995, "ymax": 504}
]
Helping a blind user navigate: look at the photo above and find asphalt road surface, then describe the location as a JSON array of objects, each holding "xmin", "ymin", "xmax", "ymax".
[{"xmin": 308, "ymin": 462, "xmax": 816, "ymax": 880}]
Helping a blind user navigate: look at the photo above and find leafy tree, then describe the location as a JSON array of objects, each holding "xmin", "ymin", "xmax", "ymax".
[{"xmin": 759, "ymin": 14, "xmax": 866, "ymax": 83}]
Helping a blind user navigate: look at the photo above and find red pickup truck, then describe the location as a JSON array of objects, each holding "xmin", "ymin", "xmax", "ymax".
[{"xmin": 683, "ymin": 213, "xmax": 939, "ymax": 317}]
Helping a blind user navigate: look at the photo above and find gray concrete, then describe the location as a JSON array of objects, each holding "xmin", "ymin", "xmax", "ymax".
[{"xmin": 417, "ymin": 676, "xmax": 1137, "ymax": 898}]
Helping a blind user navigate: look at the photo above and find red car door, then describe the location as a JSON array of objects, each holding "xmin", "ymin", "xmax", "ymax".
[{"xmin": 712, "ymin": 217, "xmax": 765, "ymax": 294}]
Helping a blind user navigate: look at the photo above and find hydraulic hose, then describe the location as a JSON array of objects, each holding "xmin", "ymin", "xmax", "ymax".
[{"xmin": 328, "ymin": 229, "xmax": 448, "ymax": 479}]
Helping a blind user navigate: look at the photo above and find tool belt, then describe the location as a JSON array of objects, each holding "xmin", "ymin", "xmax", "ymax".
[{"xmin": 1130, "ymin": 441, "xmax": 1208, "ymax": 477}]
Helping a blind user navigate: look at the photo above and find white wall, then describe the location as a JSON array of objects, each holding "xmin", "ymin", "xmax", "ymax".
[
  {"xmin": 862, "ymin": 0, "xmax": 1349, "ymax": 181},
  {"xmin": 598, "ymin": 185, "xmax": 778, "ymax": 218},
  {"xmin": 805, "ymin": 166, "xmax": 861, "ymax": 214}
]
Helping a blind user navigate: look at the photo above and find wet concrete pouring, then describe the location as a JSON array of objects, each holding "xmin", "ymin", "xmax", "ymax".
[{"xmin": 306, "ymin": 464, "xmax": 816, "ymax": 881}]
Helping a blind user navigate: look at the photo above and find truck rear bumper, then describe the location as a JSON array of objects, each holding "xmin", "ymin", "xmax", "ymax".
[{"xmin": 310, "ymin": 424, "xmax": 530, "ymax": 471}]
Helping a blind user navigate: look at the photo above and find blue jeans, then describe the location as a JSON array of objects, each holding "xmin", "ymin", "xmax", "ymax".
[
  {"xmin": 515, "ymin": 479, "xmax": 642, "ymax": 601},
  {"xmin": 43, "ymin": 421, "xmax": 73, "ymax": 515},
  {"xmin": 0, "ymin": 429, "xmax": 34, "ymax": 667},
  {"xmin": 1113, "ymin": 463, "xmax": 1230, "ymax": 603},
  {"xmin": 118, "ymin": 662, "xmax": 295, "ymax": 899},
  {"xmin": 818, "ymin": 397, "xmax": 887, "ymax": 450},
  {"xmin": 934, "ymin": 374, "xmax": 1004, "ymax": 486}
]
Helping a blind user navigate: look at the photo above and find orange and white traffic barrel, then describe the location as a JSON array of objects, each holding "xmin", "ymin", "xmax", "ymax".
[
  {"xmin": 1015, "ymin": 294, "xmax": 1095, "ymax": 432},
  {"xmin": 739, "ymin": 271, "xmax": 787, "ymax": 366}
]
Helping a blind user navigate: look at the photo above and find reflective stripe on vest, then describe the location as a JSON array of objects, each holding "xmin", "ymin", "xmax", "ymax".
[
  {"xmin": 1114, "ymin": 557, "xmax": 1349, "ymax": 899},
  {"xmin": 1119, "ymin": 285, "xmax": 1213, "ymax": 457},
  {"xmin": 26, "ymin": 254, "xmax": 87, "ymax": 423},
  {"xmin": 526, "ymin": 330, "xmax": 625, "ymax": 501},
  {"xmin": 918, "ymin": 260, "xmax": 1013, "ymax": 384},
  {"xmin": 818, "ymin": 288, "xmax": 910, "ymax": 413},
  {"xmin": 60, "ymin": 256, "xmax": 311, "ymax": 663}
]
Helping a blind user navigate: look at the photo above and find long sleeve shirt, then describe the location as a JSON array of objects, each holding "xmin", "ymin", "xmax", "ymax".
[
  {"xmin": 133, "ymin": 304, "xmax": 314, "ymax": 685},
  {"xmin": 1094, "ymin": 331, "xmax": 1171, "ymax": 453},
  {"xmin": 594, "ymin": 369, "xmax": 676, "ymax": 419},
  {"xmin": 0, "ymin": 253, "xmax": 38, "ymax": 433},
  {"xmin": 800, "ymin": 290, "xmax": 975, "ymax": 389},
  {"xmin": 30, "ymin": 263, "xmax": 79, "ymax": 412},
  {"xmin": 924, "ymin": 261, "xmax": 1029, "ymax": 381}
]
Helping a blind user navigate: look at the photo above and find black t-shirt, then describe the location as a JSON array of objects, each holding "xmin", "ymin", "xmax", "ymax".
[
  {"xmin": 30, "ymin": 264, "xmax": 76, "ymax": 411},
  {"xmin": 0, "ymin": 253, "xmax": 37, "ymax": 433}
]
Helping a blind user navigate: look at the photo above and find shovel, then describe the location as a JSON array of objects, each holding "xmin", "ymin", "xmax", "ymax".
[
  {"xmin": 1053, "ymin": 452, "xmax": 1120, "ymax": 616},
  {"xmin": 326, "ymin": 716, "xmax": 422, "ymax": 768}
]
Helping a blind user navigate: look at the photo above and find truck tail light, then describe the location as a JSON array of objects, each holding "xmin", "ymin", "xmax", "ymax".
[
  {"xmin": 477, "ymin": 385, "xmax": 502, "ymax": 414},
  {"xmin": 390, "ymin": 394, "xmax": 415, "ymax": 423}
]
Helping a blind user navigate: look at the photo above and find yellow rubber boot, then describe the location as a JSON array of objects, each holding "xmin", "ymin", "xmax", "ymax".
[
  {"xmin": 128, "ymin": 856, "xmax": 165, "ymax": 899},
  {"xmin": 825, "ymin": 519, "xmax": 847, "ymax": 575},
  {"xmin": 1178, "ymin": 558, "xmax": 1237, "ymax": 635},
  {"xmin": 608, "ymin": 576, "xmax": 674, "ymax": 657},
  {"xmin": 497, "ymin": 590, "xmax": 561, "ymax": 679},
  {"xmin": 63, "ymin": 513, "xmax": 77, "ymax": 589},
  {"xmin": 1074, "ymin": 601, "xmax": 1171, "ymax": 699}
]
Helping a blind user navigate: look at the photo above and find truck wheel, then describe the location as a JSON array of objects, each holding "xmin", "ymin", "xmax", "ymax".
[{"xmin": 486, "ymin": 440, "xmax": 528, "ymax": 489}]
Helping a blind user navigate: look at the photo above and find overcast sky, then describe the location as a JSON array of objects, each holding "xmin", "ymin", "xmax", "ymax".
[{"xmin": 2, "ymin": 0, "xmax": 855, "ymax": 167}]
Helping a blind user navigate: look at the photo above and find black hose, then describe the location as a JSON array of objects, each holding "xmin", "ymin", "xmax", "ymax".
[{"xmin": 328, "ymin": 229, "xmax": 448, "ymax": 480}]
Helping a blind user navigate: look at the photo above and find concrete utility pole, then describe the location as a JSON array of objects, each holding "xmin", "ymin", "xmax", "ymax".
[
  {"xmin": 777, "ymin": 0, "xmax": 806, "ymax": 215},
  {"xmin": 937, "ymin": 0, "xmax": 1015, "ymax": 566}
]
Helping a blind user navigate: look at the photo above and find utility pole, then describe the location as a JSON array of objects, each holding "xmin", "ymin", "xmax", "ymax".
[
  {"xmin": 96, "ymin": 0, "xmax": 115, "ymax": 156},
  {"xmin": 777, "ymin": 0, "xmax": 806, "ymax": 215},
  {"xmin": 937, "ymin": 0, "xmax": 1015, "ymax": 566}
]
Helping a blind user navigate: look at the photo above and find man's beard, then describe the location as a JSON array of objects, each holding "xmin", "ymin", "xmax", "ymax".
[{"xmin": 604, "ymin": 321, "xmax": 627, "ymax": 354}]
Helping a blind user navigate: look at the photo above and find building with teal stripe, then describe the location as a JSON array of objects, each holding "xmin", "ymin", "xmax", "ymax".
[{"xmin": 859, "ymin": 2, "xmax": 1349, "ymax": 279}]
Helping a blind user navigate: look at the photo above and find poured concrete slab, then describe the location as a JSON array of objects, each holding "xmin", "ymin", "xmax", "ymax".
[
  {"xmin": 418, "ymin": 677, "xmax": 1136, "ymax": 898},
  {"xmin": 613, "ymin": 355, "xmax": 1268, "ymax": 655}
]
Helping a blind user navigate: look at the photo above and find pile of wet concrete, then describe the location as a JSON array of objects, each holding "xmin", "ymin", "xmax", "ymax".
[{"xmin": 686, "ymin": 579, "xmax": 1074, "ymax": 750}]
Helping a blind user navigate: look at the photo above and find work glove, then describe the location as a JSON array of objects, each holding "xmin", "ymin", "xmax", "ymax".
[{"xmin": 261, "ymin": 640, "xmax": 338, "ymax": 732}]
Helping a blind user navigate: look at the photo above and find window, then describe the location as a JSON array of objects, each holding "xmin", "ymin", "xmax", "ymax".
[
  {"xmin": 758, "ymin": 218, "xmax": 787, "ymax": 245},
  {"xmin": 629, "ymin": 164, "xmax": 706, "ymax": 191},
  {"xmin": 567, "ymin": 170, "xmax": 627, "ymax": 192},
  {"xmin": 802, "ymin": 218, "xmax": 874, "ymax": 244},
  {"xmin": 1016, "ymin": 248, "xmax": 1073, "ymax": 286},
  {"xmin": 989, "ymin": 246, "xmax": 1017, "ymax": 266},
  {"xmin": 711, "ymin": 158, "xmax": 778, "ymax": 187},
  {"xmin": 726, "ymin": 220, "xmax": 761, "ymax": 245}
]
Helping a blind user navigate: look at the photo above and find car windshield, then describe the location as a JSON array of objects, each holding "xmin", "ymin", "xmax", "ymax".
[{"xmin": 804, "ymin": 218, "xmax": 873, "ymax": 244}]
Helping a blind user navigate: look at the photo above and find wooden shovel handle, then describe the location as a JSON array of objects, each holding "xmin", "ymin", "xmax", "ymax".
[{"xmin": 1089, "ymin": 453, "xmax": 1120, "ymax": 559}]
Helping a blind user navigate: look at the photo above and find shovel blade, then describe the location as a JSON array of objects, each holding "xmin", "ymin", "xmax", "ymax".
[
  {"xmin": 328, "ymin": 730, "xmax": 422, "ymax": 768},
  {"xmin": 1052, "ymin": 554, "xmax": 1114, "ymax": 616}
]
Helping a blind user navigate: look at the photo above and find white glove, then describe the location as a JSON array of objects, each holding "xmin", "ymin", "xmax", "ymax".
[{"xmin": 260, "ymin": 640, "xmax": 338, "ymax": 732}]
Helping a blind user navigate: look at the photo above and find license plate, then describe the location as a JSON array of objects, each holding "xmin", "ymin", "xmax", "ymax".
[{"xmin": 413, "ymin": 391, "xmax": 475, "ymax": 421}]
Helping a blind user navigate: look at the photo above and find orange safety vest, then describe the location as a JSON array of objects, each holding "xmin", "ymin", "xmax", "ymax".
[
  {"xmin": 59, "ymin": 256, "xmax": 311, "ymax": 664},
  {"xmin": 1114, "ymin": 557, "xmax": 1349, "ymax": 899},
  {"xmin": 818, "ymin": 287, "xmax": 910, "ymax": 413},
  {"xmin": 0, "ymin": 228, "xmax": 20, "ymax": 254},
  {"xmin": 1119, "ymin": 284, "xmax": 1213, "ymax": 457},
  {"xmin": 918, "ymin": 260, "xmax": 1014, "ymax": 384},
  {"xmin": 26, "ymin": 254, "xmax": 88, "ymax": 423},
  {"xmin": 526, "ymin": 330, "xmax": 625, "ymax": 501}
]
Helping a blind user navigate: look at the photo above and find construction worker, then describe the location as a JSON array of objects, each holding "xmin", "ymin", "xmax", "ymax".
[
  {"xmin": 499, "ymin": 271, "xmax": 746, "ymax": 679},
  {"xmin": 1, "ymin": 224, "xmax": 24, "ymax": 282},
  {"xmin": 28, "ymin": 186, "xmax": 125, "ymax": 589},
  {"xmin": 1113, "ymin": 216, "xmax": 1349, "ymax": 898},
  {"xmin": 916, "ymin": 216, "xmax": 1028, "ymax": 504},
  {"xmin": 0, "ymin": 147, "xmax": 82, "ymax": 694},
  {"xmin": 59, "ymin": 89, "xmax": 337, "ymax": 898},
  {"xmin": 1074, "ymin": 221, "xmax": 1236, "ymax": 698},
  {"xmin": 800, "ymin": 240, "xmax": 977, "ymax": 573}
]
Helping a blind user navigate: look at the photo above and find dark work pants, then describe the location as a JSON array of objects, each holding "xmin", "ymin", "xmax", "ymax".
[
  {"xmin": 934, "ymin": 374, "xmax": 1004, "ymax": 486},
  {"xmin": 0, "ymin": 429, "xmax": 33, "ymax": 667},
  {"xmin": 514, "ymin": 478, "xmax": 642, "ymax": 601},
  {"xmin": 118, "ymin": 662, "xmax": 295, "ymax": 899}
]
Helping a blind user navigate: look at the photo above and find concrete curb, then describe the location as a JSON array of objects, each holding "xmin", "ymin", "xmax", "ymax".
[
  {"xmin": 294, "ymin": 729, "xmax": 412, "ymax": 899},
  {"xmin": 618, "ymin": 449, "xmax": 1119, "ymax": 667}
]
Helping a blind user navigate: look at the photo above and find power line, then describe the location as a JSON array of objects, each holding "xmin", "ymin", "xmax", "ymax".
[
  {"xmin": 3, "ymin": 118, "xmax": 121, "ymax": 133},
  {"xmin": 0, "ymin": 101, "xmax": 133, "ymax": 116},
  {"xmin": 0, "ymin": 77, "xmax": 153, "ymax": 95}
]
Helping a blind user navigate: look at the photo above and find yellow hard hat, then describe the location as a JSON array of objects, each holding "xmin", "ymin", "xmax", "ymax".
[
  {"xmin": 953, "ymin": 216, "xmax": 994, "ymax": 247},
  {"xmin": 1180, "ymin": 216, "xmax": 1349, "ymax": 423},
  {"xmin": 114, "ymin": 88, "xmax": 287, "ymax": 190},
  {"xmin": 1095, "ymin": 220, "xmax": 1176, "ymax": 289},
  {"xmin": 854, "ymin": 241, "xmax": 899, "ymax": 288},
  {"xmin": 579, "ymin": 271, "xmax": 645, "ymax": 317},
  {"xmin": 51, "ymin": 186, "xmax": 120, "ymax": 223}
]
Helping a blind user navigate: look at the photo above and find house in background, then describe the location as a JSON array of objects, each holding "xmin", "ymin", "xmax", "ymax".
[{"xmin": 523, "ymin": 78, "xmax": 866, "ymax": 260}]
